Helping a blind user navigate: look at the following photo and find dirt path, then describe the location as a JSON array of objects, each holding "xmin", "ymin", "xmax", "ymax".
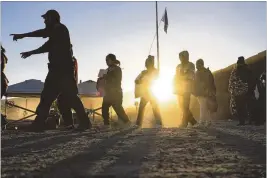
[{"xmin": 1, "ymin": 121, "xmax": 265, "ymax": 178}]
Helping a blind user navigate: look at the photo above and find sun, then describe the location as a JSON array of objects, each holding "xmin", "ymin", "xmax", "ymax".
[{"xmin": 151, "ymin": 67, "xmax": 175, "ymax": 101}]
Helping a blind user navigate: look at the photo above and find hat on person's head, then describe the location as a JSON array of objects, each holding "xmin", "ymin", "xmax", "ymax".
[
  {"xmin": 145, "ymin": 55, "xmax": 155, "ymax": 67},
  {"xmin": 106, "ymin": 53, "xmax": 120, "ymax": 66},
  {"xmin": 196, "ymin": 59, "xmax": 204, "ymax": 66},
  {"xmin": 179, "ymin": 50, "xmax": 189, "ymax": 58},
  {"xmin": 237, "ymin": 56, "xmax": 245, "ymax": 65},
  {"xmin": 42, "ymin": 9, "xmax": 60, "ymax": 22}
]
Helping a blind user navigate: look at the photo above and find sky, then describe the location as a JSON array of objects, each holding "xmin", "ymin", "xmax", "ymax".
[{"xmin": 1, "ymin": 1, "xmax": 266, "ymax": 92}]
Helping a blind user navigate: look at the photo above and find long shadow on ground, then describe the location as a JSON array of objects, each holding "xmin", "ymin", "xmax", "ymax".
[
  {"xmin": 35, "ymin": 127, "xmax": 138, "ymax": 177},
  {"xmin": 2, "ymin": 130, "xmax": 100, "ymax": 157},
  {"xmin": 205, "ymin": 126, "xmax": 266, "ymax": 165},
  {"xmin": 94, "ymin": 128, "xmax": 160, "ymax": 178}
]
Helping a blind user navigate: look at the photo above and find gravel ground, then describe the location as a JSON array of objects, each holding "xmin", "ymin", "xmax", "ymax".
[{"xmin": 1, "ymin": 121, "xmax": 266, "ymax": 178}]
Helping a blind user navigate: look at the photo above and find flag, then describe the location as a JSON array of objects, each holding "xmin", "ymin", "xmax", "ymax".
[{"xmin": 161, "ymin": 8, "xmax": 168, "ymax": 34}]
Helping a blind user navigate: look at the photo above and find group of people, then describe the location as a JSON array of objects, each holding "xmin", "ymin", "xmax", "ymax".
[
  {"xmin": 229, "ymin": 57, "xmax": 266, "ymax": 126},
  {"xmin": 98, "ymin": 49, "xmax": 217, "ymax": 129},
  {"xmin": 128, "ymin": 50, "xmax": 217, "ymax": 128},
  {"xmin": 173, "ymin": 51, "xmax": 217, "ymax": 127},
  {"xmin": 1, "ymin": 9, "xmax": 265, "ymax": 131},
  {"xmin": 4, "ymin": 10, "xmax": 134, "ymax": 131}
]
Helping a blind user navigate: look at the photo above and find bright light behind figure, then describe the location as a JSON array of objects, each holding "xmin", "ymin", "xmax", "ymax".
[{"xmin": 151, "ymin": 68, "xmax": 174, "ymax": 102}]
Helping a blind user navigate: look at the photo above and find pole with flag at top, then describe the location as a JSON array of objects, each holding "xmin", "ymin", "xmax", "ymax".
[
  {"xmin": 149, "ymin": 3, "xmax": 168, "ymax": 71},
  {"xmin": 155, "ymin": 2, "xmax": 168, "ymax": 72}
]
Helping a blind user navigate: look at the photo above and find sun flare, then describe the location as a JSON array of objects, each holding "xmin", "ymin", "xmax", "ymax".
[{"xmin": 151, "ymin": 68, "xmax": 175, "ymax": 102}]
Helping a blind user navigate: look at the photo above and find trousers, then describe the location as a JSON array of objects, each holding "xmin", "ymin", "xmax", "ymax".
[
  {"xmin": 57, "ymin": 93, "xmax": 74, "ymax": 126},
  {"xmin": 35, "ymin": 69, "xmax": 90, "ymax": 127},
  {"xmin": 102, "ymin": 91, "xmax": 130, "ymax": 125},
  {"xmin": 178, "ymin": 93, "xmax": 197, "ymax": 127},
  {"xmin": 136, "ymin": 95, "xmax": 162, "ymax": 126},
  {"xmin": 197, "ymin": 97, "xmax": 211, "ymax": 124}
]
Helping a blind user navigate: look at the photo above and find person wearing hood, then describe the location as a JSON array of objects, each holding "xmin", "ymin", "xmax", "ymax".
[
  {"xmin": 101, "ymin": 53, "xmax": 130, "ymax": 128},
  {"xmin": 254, "ymin": 71, "xmax": 266, "ymax": 125},
  {"xmin": 173, "ymin": 50, "xmax": 197, "ymax": 128},
  {"xmin": 228, "ymin": 56, "xmax": 255, "ymax": 126},
  {"xmin": 194, "ymin": 59, "xmax": 217, "ymax": 126},
  {"xmin": 135, "ymin": 55, "xmax": 162, "ymax": 127}
]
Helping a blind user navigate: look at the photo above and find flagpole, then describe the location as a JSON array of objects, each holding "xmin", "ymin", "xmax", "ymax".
[{"xmin": 155, "ymin": 1, "xmax": 160, "ymax": 71}]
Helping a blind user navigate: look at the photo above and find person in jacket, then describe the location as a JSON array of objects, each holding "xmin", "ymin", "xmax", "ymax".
[
  {"xmin": 254, "ymin": 71, "xmax": 266, "ymax": 125},
  {"xmin": 195, "ymin": 59, "xmax": 216, "ymax": 126},
  {"xmin": 101, "ymin": 53, "xmax": 130, "ymax": 128},
  {"xmin": 11, "ymin": 10, "xmax": 91, "ymax": 131},
  {"xmin": 173, "ymin": 50, "xmax": 197, "ymax": 128},
  {"xmin": 228, "ymin": 56, "xmax": 254, "ymax": 126},
  {"xmin": 135, "ymin": 55, "xmax": 162, "ymax": 127},
  {"xmin": 1, "ymin": 46, "xmax": 9, "ymax": 129}
]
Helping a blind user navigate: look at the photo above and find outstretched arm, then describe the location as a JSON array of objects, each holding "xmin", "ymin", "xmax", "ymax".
[
  {"xmin": 21, "ymin": 40, "xmax": 50, "ymax": 59},
  {"xmin": 11, "ymin": 29, "xmax": 49, "ymax": 41}
]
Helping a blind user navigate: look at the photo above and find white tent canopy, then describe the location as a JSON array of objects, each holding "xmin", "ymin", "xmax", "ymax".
[
  {"xmin": 78, "ymin": 80, "xmax": 99, "ymax": 97},
  {"xmin": 6, "ymin": 79, "xmax": 100, "ymax": 98}
]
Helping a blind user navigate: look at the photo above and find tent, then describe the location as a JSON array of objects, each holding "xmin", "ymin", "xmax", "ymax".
[
  {"xmin": 78, "ymin": 80, "xmax": 100, "ymax": 97},
  {"xmin": 6, "ymin": 79, "xmax": 100, "ymax": 97},
  {"xmin": 4, "ymin": 79, "xmax": 102, "ymax": 124},
  {"xmin": 7, "ymin": 79, "xmax": 44, "ymax": 97},
  {"xmin": 77, "ymin": 80, "xmax": 102, "ymax": 119}
]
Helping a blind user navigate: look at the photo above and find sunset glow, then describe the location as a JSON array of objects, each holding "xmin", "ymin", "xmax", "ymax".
[{"xmin": 151, "ymin": 68, "xmax": 174, "ymax": 101}]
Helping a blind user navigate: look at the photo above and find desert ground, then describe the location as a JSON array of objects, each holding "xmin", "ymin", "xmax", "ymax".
[{"xmin": 1, "ymin": 120, "xmax": 265, "ymax": 178}]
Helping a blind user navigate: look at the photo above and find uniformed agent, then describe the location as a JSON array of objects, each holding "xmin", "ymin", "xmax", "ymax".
[{"xmin": 11, "ymin": 10, "xmax": 91, "ymax": 131}]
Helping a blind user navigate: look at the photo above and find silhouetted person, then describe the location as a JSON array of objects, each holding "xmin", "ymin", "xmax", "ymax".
[
  {"xmin": 195, "ymin": 59, "xmax": 217, "ymax": 126},
  {"xmin": 135, "ymin": 55, "xmax": 162, "ymax": 127},
  {"xmin": 101, "ymin": 54, "xmax": 130, "ymax": 128},
  {"xmin": 255, "ymin": 71, "xmax": 266, "ymax": 125},
  {"xmin": 173, "ymin": 50, "xmax": 197, "ymax": 128},
  {"xmin": 228, "ymin": 56, "xmax": 254, "ymax": 126},
  {"xmin": 57, "ymin": 56, "xmax": 78, "ymax": 130},
  {"xmin": 1, "ymin": 46, "xmax": 9, "ymax": 129},
  {"xmin": 11, "ymin": 10, "xmax": 91, "ymax": 131}
]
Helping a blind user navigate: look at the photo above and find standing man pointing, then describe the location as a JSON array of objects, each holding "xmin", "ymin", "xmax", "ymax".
[{"xmin": 11, "ymin": 10, "xmax": 91, "ymax": 131}]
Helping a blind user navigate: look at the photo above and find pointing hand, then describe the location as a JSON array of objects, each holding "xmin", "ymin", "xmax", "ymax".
[
  {"xmin": 20, "ymin": 51, "xmax": 32, "ymax": 59},
  {"xmin": 10, "ymin": 34, "xmax": 25, "ymax": 41}
]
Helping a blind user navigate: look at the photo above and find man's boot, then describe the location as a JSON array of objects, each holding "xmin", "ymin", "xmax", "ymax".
[
  {"xmin": 74, "ymin": 116, "xmax": 92, "ymax": 131},
  {"xmin": 26, "ymin": 116, "xmax": 46, "ymax": 132}
]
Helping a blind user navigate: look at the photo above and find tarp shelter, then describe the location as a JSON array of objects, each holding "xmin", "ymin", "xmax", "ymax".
[
  {"xmin": 4, "ymin": 79, "xmax": 102, "ymax": 124},
  {"xmin": 78, "ymin": 80, "xmax": 100, "ymax": 97},
  {"xmin": 4, "ymin": 79, "xmax": 44, "ymax": 124},
  {"xmin": 78, "ymin": 80, "xmax": 103, "ymax": 119},
  {"xmin": 7, "ymin": 79, "xmax": 100, "ymax": 97},
  {"xmin": 7, "ymin": 79, "xmax": 44, "ymax": 97}
]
